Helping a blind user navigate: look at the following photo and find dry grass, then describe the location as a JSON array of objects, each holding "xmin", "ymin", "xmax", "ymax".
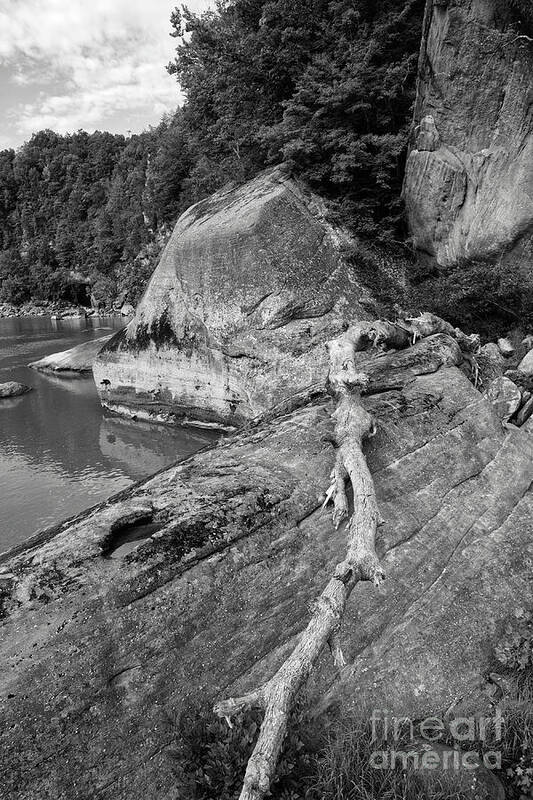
[{"xmin": 307, "ymin": 718, "xmax": 491, "ymax": 800}]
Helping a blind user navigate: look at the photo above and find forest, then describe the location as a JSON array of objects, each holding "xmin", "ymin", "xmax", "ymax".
[
  {"xmin": 0, "ymin": 0, "xmax": 530, "ymax": 308},
  {"xmin": 0, "ymin": 0, "xmax": 427, "ymax": 307}
]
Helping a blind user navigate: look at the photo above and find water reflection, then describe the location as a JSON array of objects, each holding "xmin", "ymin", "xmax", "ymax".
[
  {"xmin": 0, "ymin": 316, "xmax": 218, "ymax": 551},
  {"xmin": 99, "ymin": 416, "xmax": 212, "ymax": 479}
]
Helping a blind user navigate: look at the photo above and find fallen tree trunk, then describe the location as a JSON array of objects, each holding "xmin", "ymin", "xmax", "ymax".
[{"xmin": 214, "ymin": 326, "xmax": 386, "ymax": 800}]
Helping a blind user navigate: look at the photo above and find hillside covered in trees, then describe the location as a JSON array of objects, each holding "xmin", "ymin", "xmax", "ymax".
[
  {"xmin": 0, "ymin": 0, "xmax": 427, "ymax": 307},
  {"xmin": 0, "ymin": 121, "xmax": 189, "ymax": 307},
  {"xmin": 1, "ymin": 0, "xmax": 530, "ymax": 309}
]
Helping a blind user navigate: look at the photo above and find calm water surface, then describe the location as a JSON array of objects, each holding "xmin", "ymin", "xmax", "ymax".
[{"xmin": 0, "ymin": 316, "xmax": 216, "ymax": 552}]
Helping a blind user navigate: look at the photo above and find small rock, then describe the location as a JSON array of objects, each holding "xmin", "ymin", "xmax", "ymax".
[
  {"xmin": 518, "ymin": 348, "xmax": 533, "ymax": 376},
  {"xmin": 477, "ymin": 343, "xmax": 504, "ymax": 387},
  {"xmin": 0, "ymin": 573, "xmax": 15, "ymax": 593},
  {"xmin": 522, "ymin": 334, "xmax": 533, "ymax": 351},
  {"xmin": 481, "ymin": 343, "xmax": 502, "ymax": 360},
  {"xmin": 516, "ymin": 395, "xmax": 533, "ymax": 427},
  {"xmin": 29, "ymin": 335, "xmax": 113, "ymax": 374},
  {"xmin": 121, "ymin": 303, "xmax": 135, "ymax": 317},
  {"xmin": 415, "ymin": 115, "xmax": 441, "ymax": 152},
  {"xmin": 523, "ymin": 390, "xmax": 532, "ymax": 403},
  {"xmin": 0, "ymin": 382, "xmax": 32, "ymax": 398},
  {"xmin": 483, "ymin": 376, "xmax": 521, "ymax": 422},
  {"xmin": 497, "ymin": 337, "xmax": 514, "ymax": 357}
]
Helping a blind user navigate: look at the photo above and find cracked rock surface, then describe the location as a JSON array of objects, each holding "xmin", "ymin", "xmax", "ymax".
[{"xmin": 2, "ymin": 338, "xmax": 533, "ymax": 799}]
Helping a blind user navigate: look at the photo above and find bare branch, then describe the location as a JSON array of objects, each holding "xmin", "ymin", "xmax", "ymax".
[
  {"xmin": 213, "ymin": 313, "xmax": 479, "ymax": 799},
  {"xmin": 214, "ymin": 323, "xmax": 387, "ymax": 800}
]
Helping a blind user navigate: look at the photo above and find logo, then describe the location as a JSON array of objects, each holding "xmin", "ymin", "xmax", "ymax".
[{"xmin": 369, "ymin": 709, "xmax": 503, "ymax": 771}]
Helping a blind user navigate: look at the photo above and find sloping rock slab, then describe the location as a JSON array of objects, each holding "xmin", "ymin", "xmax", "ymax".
[
  {"xmin": 29, "ymin": 334, "xmax": 114, "ymax": 375},
  {"xmin": 1, "ymin": 343, "xmax": 532, "ymax": 799}
]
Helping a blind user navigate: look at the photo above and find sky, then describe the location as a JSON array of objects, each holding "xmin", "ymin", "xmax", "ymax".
[{"xmin": 0, "ymin": 0, "xmax": 214, "ymax": 151}]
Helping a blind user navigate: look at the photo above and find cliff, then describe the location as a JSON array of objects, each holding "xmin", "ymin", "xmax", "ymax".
[
  {"xmin": 94, "ymin": 167, "xmax": 403, "ymax": 427},
  {"xmin": 403, "ymin": 0, "xmax": 533, "ymax": 326}
]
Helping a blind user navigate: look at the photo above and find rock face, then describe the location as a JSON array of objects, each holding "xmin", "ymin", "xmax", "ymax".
[
  {"xmin": 0, "ymin": 382, "xmax": 31, "ymax": 398},
  {"xmin": 518, "ymin": 348, "xmax": 533, "ymax": 376},
  {"xmin": 404, "ymin": 1, "xmax": 533, "ymax": 311},
  {"xmin": 94, "ymin": 168, "xmax": 400, "ymax": 428},
  {"xmin": 2, "ymin": 337, "xmax": 533, "ymax": 799},
  {"xmin": 29, "ymin": 335, "xmax": 114, "ymax": 375},
  {"xmin": 483, "ymin": 375, "xmax": 522, "ymax": 422}
]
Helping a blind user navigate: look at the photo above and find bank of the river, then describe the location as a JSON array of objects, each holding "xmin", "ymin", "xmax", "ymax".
[
  {"xmin": 0, "ymin": 315, "xmax": 216, "ymax": 552},
  {"xmin": 0, "ymin": 301, "xmax": 133, "ymax": 320}
]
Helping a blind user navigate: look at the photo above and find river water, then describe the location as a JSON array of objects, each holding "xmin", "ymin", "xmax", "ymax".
[{"xmin": 0, "ymin": 316, "xmax": 216, "ymax": 553}]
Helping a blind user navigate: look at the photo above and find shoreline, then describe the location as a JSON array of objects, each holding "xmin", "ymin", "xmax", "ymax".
[{"xmin": 0, "ymin": 302, "xmax": 131, "ymax": 320}]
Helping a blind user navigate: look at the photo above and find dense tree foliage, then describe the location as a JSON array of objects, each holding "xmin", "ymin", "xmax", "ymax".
[
  {"xmin": 0, "ymin": 118, "xmax": 190, "ymax": 305},
  {"xmin": 169, "ymin": 0, "xmax": 425, "ymax": 238},
  {"xmin": 0, "ymin": 0, "xmax": 426, "ymax": 306}
]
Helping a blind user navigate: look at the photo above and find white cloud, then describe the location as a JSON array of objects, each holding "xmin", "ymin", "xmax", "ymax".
[{"xmin": 0, "ymin": 0, "xmax": 214, "ymax": 142}]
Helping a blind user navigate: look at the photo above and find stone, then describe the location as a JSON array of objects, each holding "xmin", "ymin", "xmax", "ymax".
[
  {"xmin": 516, "ymin": 395, "xmax": 533, "ymax": 427},
  {"xmin": 414, "ymin": 114, "xmax": 441, "ymax": 152},
  {"xmin": 0, "ymin": 382, "xmax": 31, "ymax": 398},
  {"xmin": 404, "ymin": 0, "xmax": 533, "ymax": 291},
  {"xmin": 476, "ymin": 343, "xmax": 504, "ymax": 387},
  {"xmin": 518, "ymin": 348, "xmax": 533, "ymax": 377},
  {"xmin": 29, "ymin": 334, "xmax": 115, "ymax": 375},
  {"xmin": 120, "ymin": 303, "xmax": 135, "ymax": 317},
  {"xmin": 1, "ymin": 345, "xmax": 533, "ymax": 799},
  {"xmin": 94, "ymin": 167, "xmax": 404, "ymax": 428},
  {"xmin": 0, "ymin": 573, "xmax": 15, "ymax": 593},
  {"xmin": 483, "ymin": 376, "xmax": 522, "ymax": 422},
  {"xmin": 497, "ymin": 337, "xmax": 514, "ymax": 358}
]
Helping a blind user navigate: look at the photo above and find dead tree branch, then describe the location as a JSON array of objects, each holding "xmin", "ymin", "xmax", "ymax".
[
  {"xmin": 213, "ymin": 313, "xmax": 476, "ymax": 799},
  {"xmin": 213, "ymin": 325, "xmax": 386, "ymax": 800}
]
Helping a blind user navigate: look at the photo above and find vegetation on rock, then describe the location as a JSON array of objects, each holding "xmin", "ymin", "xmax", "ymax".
[
  {"xmin": 0, "ymin": 0, "xmax": 425, "ymax": 308},
  {"xmin": 170, "ymin": 702, "xmax": 504, "ymax": 800},
  {"xmin": 168, "ymin": 0, "xmax": 425, "ymax": 239}
]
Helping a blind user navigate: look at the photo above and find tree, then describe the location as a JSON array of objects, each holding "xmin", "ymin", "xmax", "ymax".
[
  {"xmin": 0, "ymin": 0, "xmax": 427, "ymax": 306},
  {"xmin": 168, "ymin": 0, "xmax": 425, "ymax": 238}
]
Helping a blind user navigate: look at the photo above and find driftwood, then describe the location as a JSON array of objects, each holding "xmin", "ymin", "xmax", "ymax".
[
  {"xmin": 213, "ymin": 313, "xmax": 478, "ymax": 799},
  {"xmin": 214, "ymin": 325, "xmax": 387, "ymax": 800}
]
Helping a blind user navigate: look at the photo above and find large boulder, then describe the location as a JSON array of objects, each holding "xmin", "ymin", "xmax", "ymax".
[
  {"xmin": 403, "ymin": 1, "xmax": 533, "ymax": 316},
  {"xmin": 94, "ymin": 168, "xmax": 401, "ymax": 428},
  {"xmin": 2, "ymin": 338, "xmax": 533, "ymax": 799}
]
